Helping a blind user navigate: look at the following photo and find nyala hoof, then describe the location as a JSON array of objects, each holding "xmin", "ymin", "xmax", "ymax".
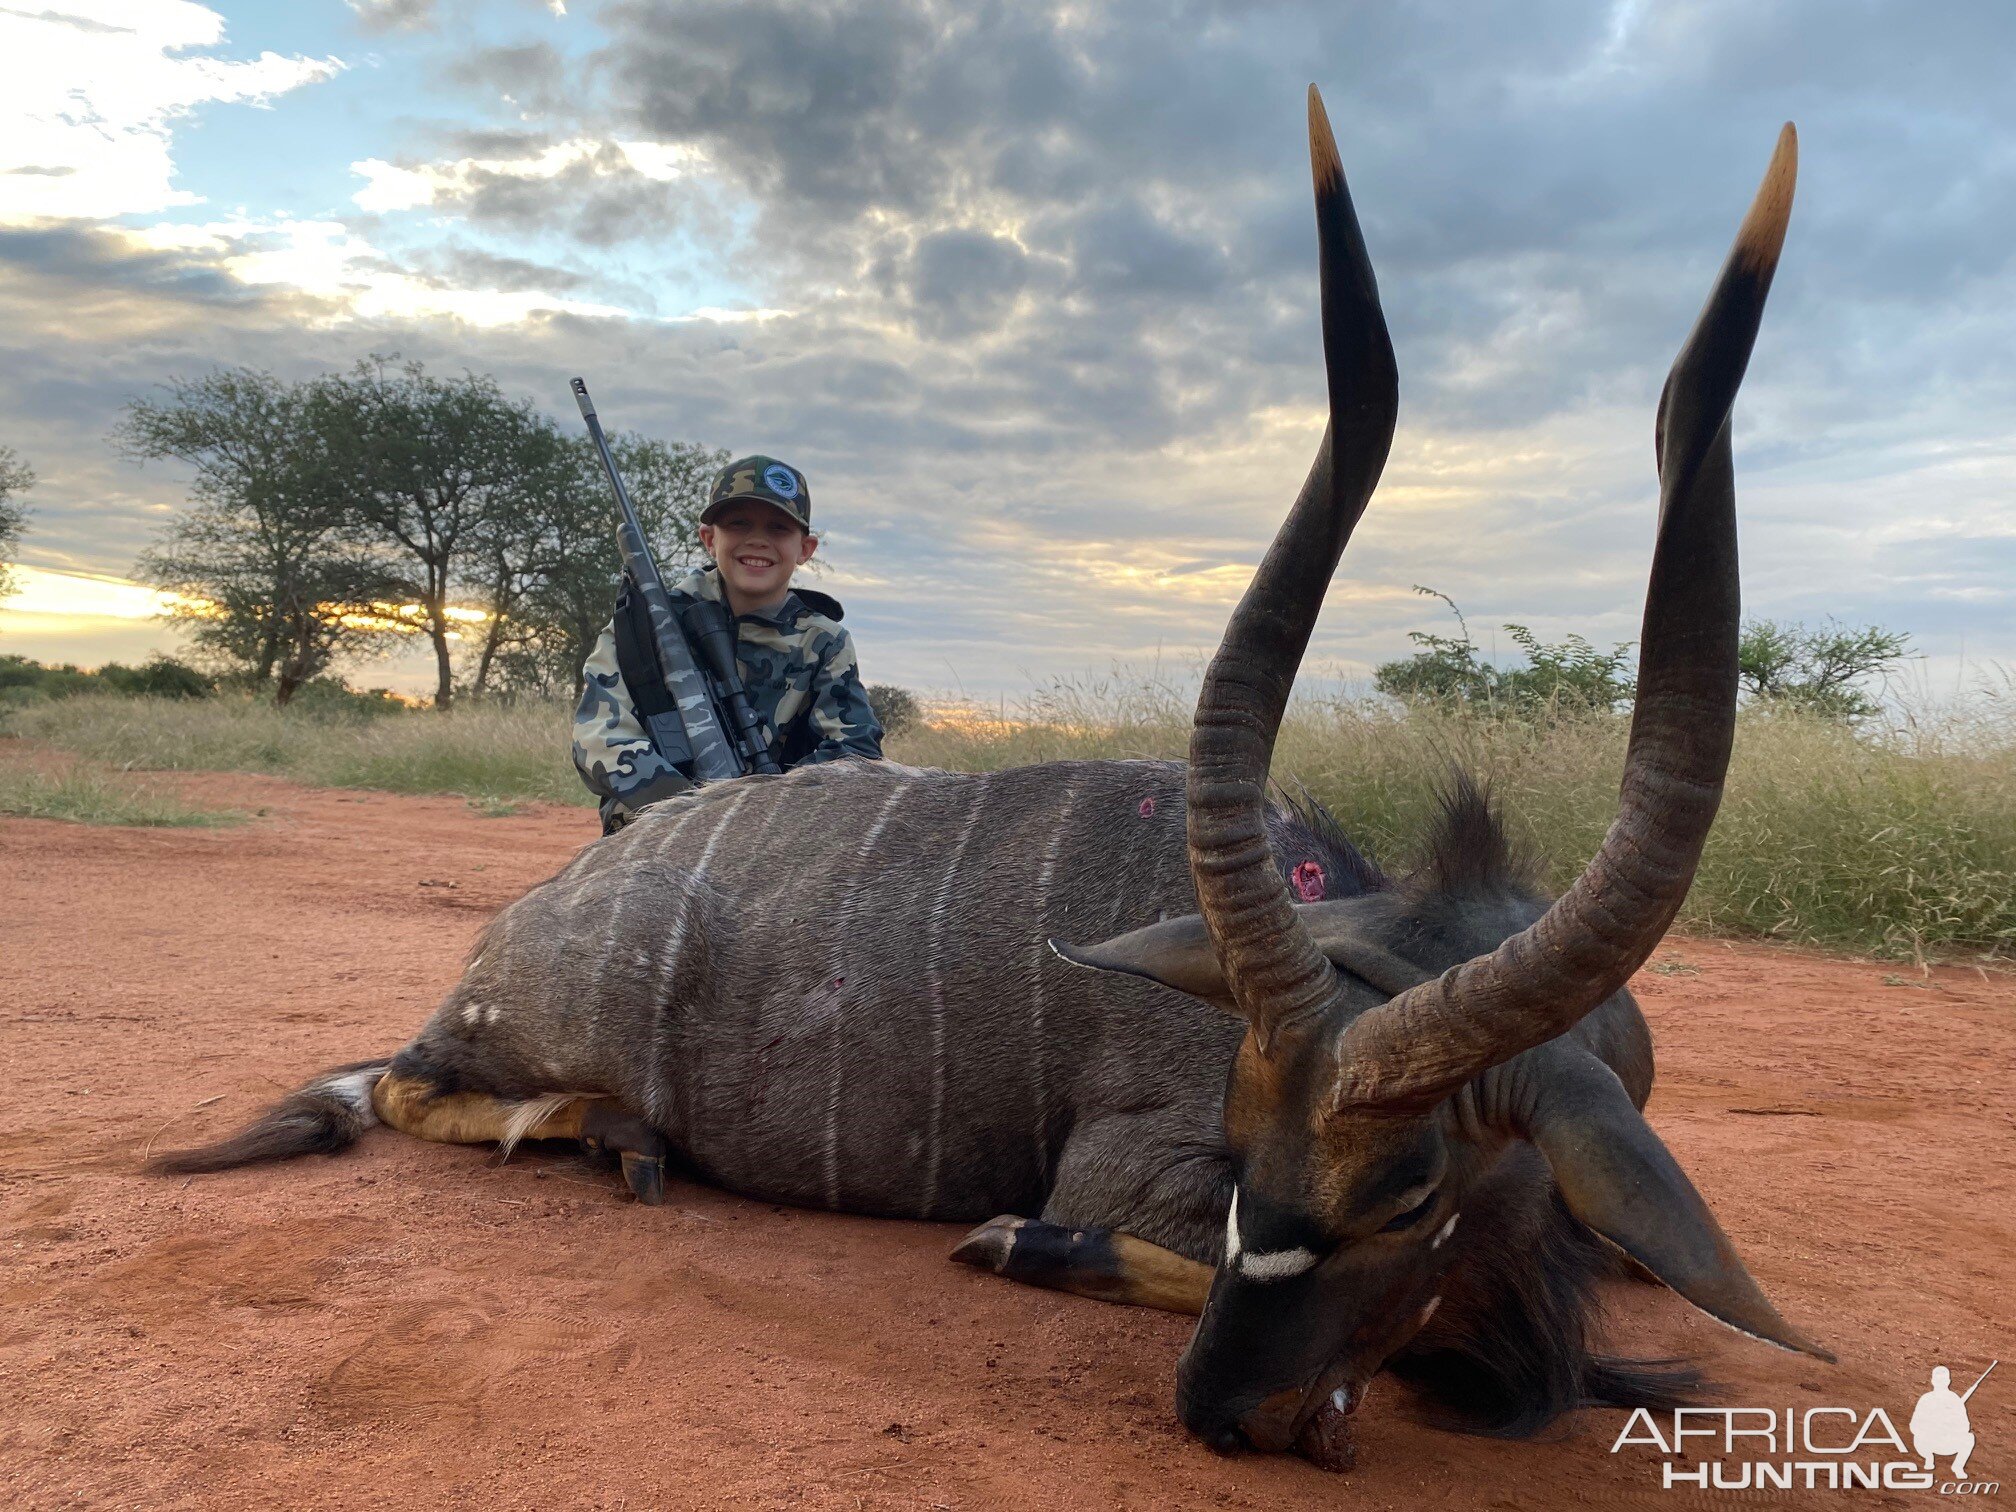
[
  {"xmin": 620, "ymin": 1150, "xmax": 667, "ymax": 1206},
  {"xmin": 950, "ymin": 1215, "xmax": 1028, "ymax": 1272},
  {"xmin": 579, "ymin": 1104, "xmax": 670, "ymax": 1206}
]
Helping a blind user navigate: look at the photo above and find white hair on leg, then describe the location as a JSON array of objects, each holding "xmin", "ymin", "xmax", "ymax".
[{"xmin": 497, "ymin": 1093, "xmax": 585, "ymax": 1160}]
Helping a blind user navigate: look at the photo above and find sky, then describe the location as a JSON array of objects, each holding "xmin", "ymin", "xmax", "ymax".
[{"xmin": 1, "ymin": 0, "xmax": 2012, "ymax": 703}]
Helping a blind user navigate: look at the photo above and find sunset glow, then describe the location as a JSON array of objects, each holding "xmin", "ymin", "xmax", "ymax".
[
  {"xmin": 1, "ymin": 566, "xmax": 203, "ymax": 624},
  {"xmin": 0, "ymin": 567, "xmax": 490, "ymax": 650}
]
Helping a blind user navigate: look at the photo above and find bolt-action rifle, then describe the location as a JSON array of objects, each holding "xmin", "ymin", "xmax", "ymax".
[{"xmin": 571, "ymin": 378, "xmax": 781, "ymax": 782}]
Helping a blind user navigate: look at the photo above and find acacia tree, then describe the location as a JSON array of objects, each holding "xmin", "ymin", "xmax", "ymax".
[
  {"xmin": 124, "ymin": 359, "xmax": 722, "ymax": 707},
  {"xmin": 1738, "ymin": 619, "xmax": 1913, "ymax": 722},
  {"xmin": 461, "ymin": 413, "xmax": 577, "ymax": 699},
  {"xmin": 1374, "ymin": 587, "xmax": 1635, "ymax": 716},
  {"xmin": 307, "ymin": 357, "xmax": 552, "ymax": 711},
  {"xmin": 0, "ymin": 444, "xmax": 32, "ymax": 607},
  {"xmin": 121, "ymin": 371, "xmax": 396, "ymax": 704},
  {"xmin": 478, "ymin": 432, "xmax": 719, "ymax": 699}
]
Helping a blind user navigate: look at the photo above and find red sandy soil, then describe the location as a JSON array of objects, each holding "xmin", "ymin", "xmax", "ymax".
[{"xmin": 2, "ymin": 746, "xmax": 2011, "ymax": 1510}]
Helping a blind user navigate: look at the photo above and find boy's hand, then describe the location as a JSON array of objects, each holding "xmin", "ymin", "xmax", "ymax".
[{"xmin": 603, "ymin": 769, "xmax": 694, "ymax": 832}]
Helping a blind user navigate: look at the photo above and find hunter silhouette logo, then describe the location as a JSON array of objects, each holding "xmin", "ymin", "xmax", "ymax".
[
  {"xmin": 1611, "ymin": 1359, "xmax": 1999, "ymax": 1493},
  {"xmin": 1912, "ymin": 1362, "xmax": 1993, "ymax": 1481}
]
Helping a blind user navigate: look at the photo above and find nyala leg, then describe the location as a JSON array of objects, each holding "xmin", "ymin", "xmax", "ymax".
[
  {"xmin": 951, "ymin": 1216, "xmax": 1213, "ymax": 1314},
  {"xmin": 579, "ymin": 1103, "xmax": 671, "ymax": 1205},
  {"xmin": 371, "ymin": 1070, "xmax": 669, "ymax": 1204}
]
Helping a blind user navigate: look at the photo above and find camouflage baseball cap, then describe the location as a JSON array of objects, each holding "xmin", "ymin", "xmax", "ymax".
[{"xmin": 703, "ymin": 454, "xmax": 811, "ymax": 530}]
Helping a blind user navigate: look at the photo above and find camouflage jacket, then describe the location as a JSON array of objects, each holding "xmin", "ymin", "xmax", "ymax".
[{"xmin": 573, "ymin": 565, "xmax": 884, "ymax": 827}]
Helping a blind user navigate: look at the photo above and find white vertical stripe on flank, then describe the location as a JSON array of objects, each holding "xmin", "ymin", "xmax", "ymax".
[
  {"xmin": 657, "ymin": 880, "xmax": 693, "ymax": 990},
  {"xmin": 1028, "ymin": 785, "xmax": 1078, "ymax": 1177},
  {"xmin": 642, "ymin": 880, "xmax": 694, "ymax": 1130},
  {"xmin": 653, "ymin": 798, "xmax": 702, "ymax": 845},
  {"xmin": 824, "ymin": 777, "xmax": 914, "ymax": 1209},
  {"xmin": 645, "ymin": 784, "xmax": 758, "ymax": 1130},
  {"xmin": 591, "ymin": 885, "xmax": 638, "ymax": 1001},
  {"xmin": 690, "ymin": 787, "xmax": 752, "ymax": 878},
  {"xmin": 921, "ymin": 789, "xmax": 986, "ymax": 1216},
  {"xmin": 848, "ymin": 775, "xmax": 916, "ymax": 895},
  {"xmin": 734, "ymin": 776, "xmax": 793, "ymax": 856}
]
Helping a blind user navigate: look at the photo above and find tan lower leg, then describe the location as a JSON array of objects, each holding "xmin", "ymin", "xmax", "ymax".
[
  {"xmin": 1102, "ymin": 1231, "xmax": 1215, "ymax": 1313},
  {"xmin": 371, "ymin": 1072, "xmax": 593, "ymax": 1146}
]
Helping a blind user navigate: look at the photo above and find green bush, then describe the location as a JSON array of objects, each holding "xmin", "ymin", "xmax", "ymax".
[
  {"xmin": 1373, "ymin": 589, "xmax": 1634, "ymax": 716},
  {"xmin": 285, "ymin": 676, "xmax": 412, "ymax": 718},
  {"xmin": 95, "ymin": 656, "xmax": 215, "ymax": 699},
  {"xmin": 0, "ymin": 655, "xmax": 99, "ymax": 700},
  {"xmin": 1738, "ymin": 619, "xmax": 1914, "ymax": 722},
  {"xmin": 0, "ymin": 653, "xmax": 215, "ymax": 701},
  {"xmin": 866, "ymin": 683, "xmax": 923, "ymax": 739}
]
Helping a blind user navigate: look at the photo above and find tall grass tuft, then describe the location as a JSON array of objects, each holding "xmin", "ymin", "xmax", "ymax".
[
  {"xmin": 0, "ymin": 763, "xmax": 244, "ymax": 827},
  {"xmin": 901, "ymin": 677, "xmax": 2016, "ymax": 963},
  {"xmin": 1, "ymin": 693, "xmax": 594, "ymax": 808},
  {"xmin": 5, "ymin": 679, "xmax": 2011, "ymax": 960}
]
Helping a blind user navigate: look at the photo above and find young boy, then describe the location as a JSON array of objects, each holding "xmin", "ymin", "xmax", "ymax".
[{"xmin": 573, "ymin": 454, "xmax": 884, "ymax": 832}]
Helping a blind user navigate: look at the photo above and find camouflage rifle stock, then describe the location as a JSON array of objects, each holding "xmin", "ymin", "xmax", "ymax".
[{"xmin": 571, "ymin": 377, "xmax": 749, "ymax": 782}]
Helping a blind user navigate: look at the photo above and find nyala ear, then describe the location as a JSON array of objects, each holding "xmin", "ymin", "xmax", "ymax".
[
  {"xmin": 1049, "ymin": 915, "xmax": 1234, "ymax": 1010},
  {"xmin": 1051, "ymin": 907, "xmax": 1436, "ymax": 1015},
  {"xmin": 1520, "ymin": 1049, "xmax": 1834, "ymax": 1362}
]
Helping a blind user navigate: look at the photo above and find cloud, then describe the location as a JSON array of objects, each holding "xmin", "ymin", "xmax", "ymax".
[
  {"xmin": 127, "ymin": 216, "xmax": 629, "ymax": 325},
  {"xmin": 345, "ymin": 0, "xmax": 437, "ymax": 33},
  {"xmin": 421, "ymin": 245, "xmax": 589, "ymax": 294},
  {"xmin": 352, "ymin": 138, "xmax": 710, "ymax": 246},
  {"xmin": 903, "ymin": 229, "xmax": 1033, "ymax": 337},
  {"xmin": 3, "ymin": 0, "xmax": 2015, "ymax": 700},
  {"xmin": 0, "ymin": 221, "xmax": 273, "ymax": 310},
  {"xmin": 0, "ymin": 1, "xmax": 341, "ymax": 222},
  {"xmin": 443, "ymin": 38, "xmax": 569, "ymax": 114}
]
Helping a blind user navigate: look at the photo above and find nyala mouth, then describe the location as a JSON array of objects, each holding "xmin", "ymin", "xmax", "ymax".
[
  {"xmin": 1295, "ymin": 1385, "xmax": 1361, "ymax": 1473},
  {"xmin": 1291, "ymin": 1369, "xmax": 1367, "ymax": 1442}
]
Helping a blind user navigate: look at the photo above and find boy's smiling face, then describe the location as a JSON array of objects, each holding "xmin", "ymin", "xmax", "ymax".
[{"xmin": 701, "ymin": 502, "xmax": 818, "ymax": 612}]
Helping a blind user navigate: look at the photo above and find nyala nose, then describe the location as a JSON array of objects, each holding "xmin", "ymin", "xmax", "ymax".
[
  {"xmin": 1175, "ymin": 1376, "xmax": 1244, "ymax": 1453},
  {"xmin": 1198, "ymin": 1423, "xmax": 1246, "ymax": 1456},
  {"xmin": 1177, "ymin": 1395, "xmax": 1248, "ymax": 1456},
  {"xmin": 1233, "ymin": 1385, "xmax": 1306, "ymax": 1455}
]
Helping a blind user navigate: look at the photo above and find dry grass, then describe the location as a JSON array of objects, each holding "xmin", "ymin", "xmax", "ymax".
[
  {"xmin": 1, "ymin": 693, "xmax": 592, "ymax": 808},
  {"xmin": 0, "ymin": 760, "xmax": 244, "ymax": 827},
  {"xmin": 902, "ymin": 676, "xmax": 2016, "ymax": 963},
  {"xmin": 6, "ymin": 677, "xmax": 2011, "ymax": 960}
]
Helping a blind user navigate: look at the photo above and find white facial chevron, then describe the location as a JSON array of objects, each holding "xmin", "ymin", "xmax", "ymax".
[{"xmin": 1225, "ymin": 1187, "xmax": 1320, "ymax": 1282}]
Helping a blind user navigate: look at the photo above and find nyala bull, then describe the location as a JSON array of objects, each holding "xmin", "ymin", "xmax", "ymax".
[{"xmin": 157, "ymin": 88, "xmax": 1827, "ymax": 1469}]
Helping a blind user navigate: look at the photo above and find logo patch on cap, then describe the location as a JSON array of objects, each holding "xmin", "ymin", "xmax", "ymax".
[{"xmin": 763, "ymin": 464, "xmax": 799, "ymax": 499}]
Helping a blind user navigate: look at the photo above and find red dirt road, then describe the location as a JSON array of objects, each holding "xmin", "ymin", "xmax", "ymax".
[{"xmin": 2, "ymin": 753, "xmax": 2011, "ymax": 1509}]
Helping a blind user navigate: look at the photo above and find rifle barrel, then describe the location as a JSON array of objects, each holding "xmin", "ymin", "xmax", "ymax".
[
  {"xmin": 573, "ymin": 378, "xmax": 649, "ymax": 548},
  {"xmin": 570, "ymin": 377, "xmax": 743, "ymax": 784},
  {"xmin": 1961, "ymin": 1361, "xmax": 1997, "ymax": 1403}
]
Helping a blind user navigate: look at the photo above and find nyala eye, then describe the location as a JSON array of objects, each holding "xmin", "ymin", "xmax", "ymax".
[{"xmin": 1379, "ymin": 1192, "xmax": 1438, "ymax": 1233}]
